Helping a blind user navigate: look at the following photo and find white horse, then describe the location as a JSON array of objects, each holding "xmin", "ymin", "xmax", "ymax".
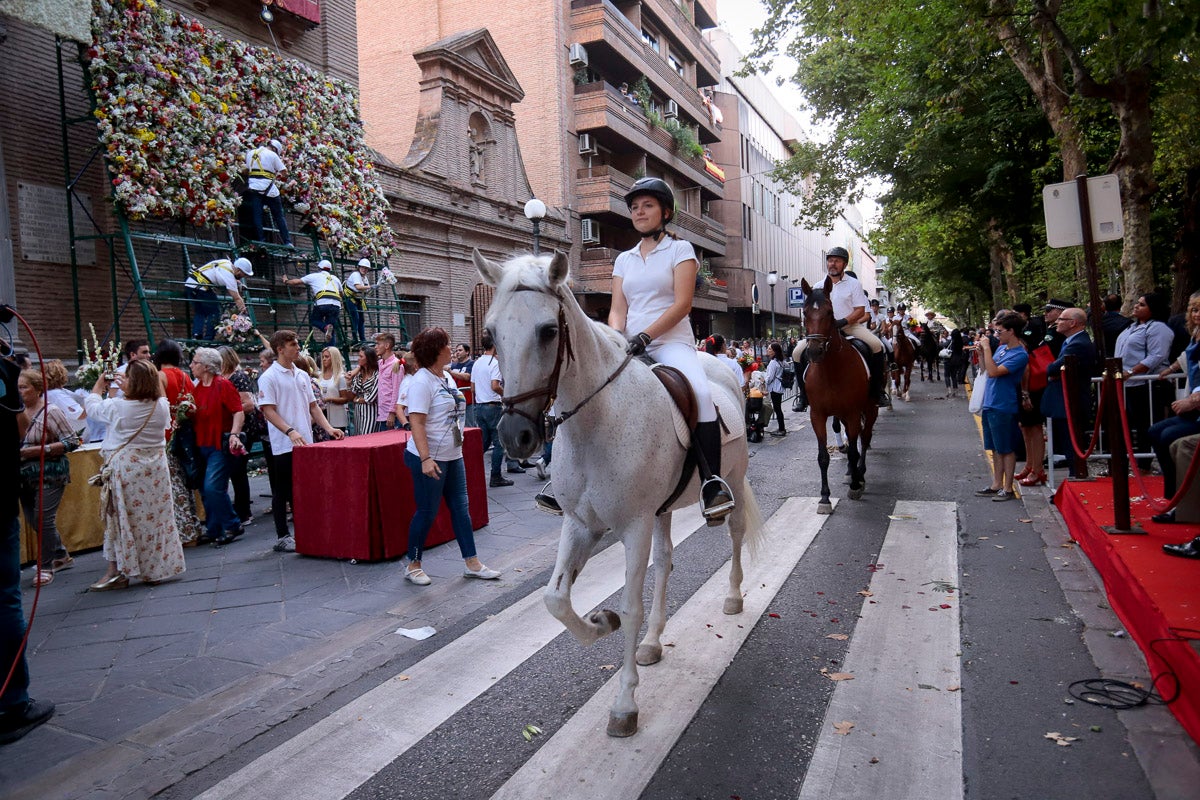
[{"xmin": 474, "ymin": 249, "xmax": 764, "ymax": 738}]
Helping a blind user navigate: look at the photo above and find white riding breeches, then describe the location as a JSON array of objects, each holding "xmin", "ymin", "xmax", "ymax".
[{"xmin": 647, "ymin": 340, "xmax": 717, "ymax": 423}]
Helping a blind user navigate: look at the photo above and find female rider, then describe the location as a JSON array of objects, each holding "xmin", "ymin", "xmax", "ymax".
[{"xmin": 608, "ymin": 177, "xmax": 734, "ymax": 523}]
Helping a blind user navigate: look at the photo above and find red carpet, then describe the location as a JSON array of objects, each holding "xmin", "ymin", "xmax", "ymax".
[{"xmin": 1054, "ymin": 478, "xmax": 1200, "ymax": 744}]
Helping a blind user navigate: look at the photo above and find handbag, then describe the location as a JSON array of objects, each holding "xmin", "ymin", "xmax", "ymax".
[
  {"xmin": 90, "ymin": 407, "xmax": 157, "ymax": 487},
  {"xmin": 170, "ymin": 421, "xmax": 204, "ymax": 490},
  {"xmin": 968, "ymin": 371, "xmax": 988, "ymax": 414},
  {"xmin": 1027, "ymin": 344, "xmax": 1054, "ymax": 392}
]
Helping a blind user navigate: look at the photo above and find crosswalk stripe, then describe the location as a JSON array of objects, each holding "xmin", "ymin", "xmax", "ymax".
[
  {"xmin": 489, "ymin": 496, "xmax": 830, "ymax": 800},
  {"xmin": 798, "ymin": 500, "xmax": 962, "ymax": 800},
  {"xmin": 196, "ymin": 505, "xmax": 708, "ymax": 800}
]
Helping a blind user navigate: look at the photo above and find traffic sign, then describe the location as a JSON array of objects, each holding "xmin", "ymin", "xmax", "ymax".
[
  {"xmin": 788, "ymin": 287, "xmax": 805, "ymax": 308},
  {"xmin": 1043, "ymin": 174, "xmax": 1123, "ymax": 248}
]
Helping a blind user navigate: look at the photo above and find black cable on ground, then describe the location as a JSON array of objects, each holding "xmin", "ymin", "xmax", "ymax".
[{"xmin": 1069, "ymin": 628, "xmax": 1200, "ymax": 710}]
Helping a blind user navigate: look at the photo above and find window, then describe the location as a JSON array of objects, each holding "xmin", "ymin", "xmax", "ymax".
[
  {"xmin": 642, "ymin": 30, "xmax": 660, "ymax": 52},
  {"xmin": 743, "ymin": 205, "xmax": 753, "ymax": 241},
  {"xmin": 668, "ymin": 54, "xmax": 684, "ymax": 77}
]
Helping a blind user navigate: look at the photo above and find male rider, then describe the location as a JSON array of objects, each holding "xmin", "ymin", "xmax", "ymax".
[{"xmin": 792, "ymin": 247, "xmax": 890, "ymax": 410}]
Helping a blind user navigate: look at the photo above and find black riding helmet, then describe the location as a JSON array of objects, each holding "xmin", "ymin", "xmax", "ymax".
[
  {"xmin": 826, "ymin": 246, "xmax": 850, "ymax": 262},
  {"xmin": 625, "ymin": 177, "xmax": 675, "ymax": 239}
]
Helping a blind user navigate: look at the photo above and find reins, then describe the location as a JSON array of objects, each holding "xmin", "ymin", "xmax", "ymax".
[{"xmin": 499, "ymin": 292, "xmax": 634, "ymax": 438}]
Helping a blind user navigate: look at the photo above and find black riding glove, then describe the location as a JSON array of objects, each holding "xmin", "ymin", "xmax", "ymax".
[
  {"xmin": 626, "ymin": 332, "xmax": 653, "ymax": 356},
  {"xmin": 834, "ymin": 318, "xmax": 849, "ymax": 329}
]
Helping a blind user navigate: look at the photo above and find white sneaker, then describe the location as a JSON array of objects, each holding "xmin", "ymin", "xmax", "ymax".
[
  {"xmin": 272, "ymin": 534, "xmax": 295, "ymax": 552},
  {"xmin": 534, "ymin": 458, "xmax": 549, "ymax": 480}
]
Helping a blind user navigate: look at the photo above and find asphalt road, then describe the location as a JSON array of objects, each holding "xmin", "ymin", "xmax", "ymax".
[{"xmin": 157, "ymin": 376, "xmax": 1197, "ymax": 800}]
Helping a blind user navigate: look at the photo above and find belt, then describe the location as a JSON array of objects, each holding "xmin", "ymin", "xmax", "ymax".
[{"xmin": 478, "ymin": 401, "xmax": 502, "ymax": 406}]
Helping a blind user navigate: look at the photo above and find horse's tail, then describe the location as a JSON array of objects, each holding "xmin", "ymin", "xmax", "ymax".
[{"xmin": 735, "ymin": 474, "xmax": 766, "ymax": 561}]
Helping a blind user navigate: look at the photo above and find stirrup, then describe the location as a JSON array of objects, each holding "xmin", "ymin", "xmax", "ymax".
[
  {"xmin": 534, "ymin": 482, "xmax": 563, "ymax": 516},
  {"xmin": 700, "ymin": 476, "xmax": 735, "ymax": 525}
]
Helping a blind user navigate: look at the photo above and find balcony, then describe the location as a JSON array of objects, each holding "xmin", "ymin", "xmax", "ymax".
[
  {"xmin": 574, "ymin": 83, "xmax": 725, "ymax": 197},
  {"xmin": 576, "ymin": 246, "xmax": 621, "ymax": 293},
  {"xmin": 638, "ymin": 0, "xmax": 720, "ymax": 86},
  {"xmin": 569, "ymin": 0, "xmax": 721, "ymax": 143}
]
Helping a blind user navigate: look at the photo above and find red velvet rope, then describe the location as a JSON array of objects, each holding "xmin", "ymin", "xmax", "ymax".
[
  {"xmin": 1059, "ymin": 364, "xmax": 1105, "ymax": 461},
  {"xmin": 1113, "ymin": 375, "xmax": 1200, "ymax": 513}
]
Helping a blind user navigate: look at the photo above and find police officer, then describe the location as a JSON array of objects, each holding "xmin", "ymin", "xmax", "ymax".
[
  {"xmin": 184, "ymin": 257, "xmax": 253, "ymax": 340},
  {"xmin": 282, "ymin": 260, "xmax": 343, "ymax": 345}
]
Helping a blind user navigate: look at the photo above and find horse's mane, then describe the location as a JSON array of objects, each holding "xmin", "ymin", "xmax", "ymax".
[{"xmin": 495, "ymin": 253, "xmax": 626, "ymax": 349}]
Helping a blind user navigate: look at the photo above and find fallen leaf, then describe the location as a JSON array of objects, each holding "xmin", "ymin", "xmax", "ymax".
[
  {"xmin": 826, "ymin": 633, "xmax": 849, "ymax": 640},
  {"xmin": 888, "ymin": 514, "xmax": 916, "ymax": 520},
  {"xmin": 869, "ymin": 757, "xmax": 880, "ymax": 764},
  {"xmin": 994, "ymin": 544, "xmax": 1005, "ymax": 549},
  {"xmin": 833, "ymin": 720, "xmax": 855, "ymax": 735},
  {"xmin": 1019, "ymin": 518, "xmax": 1033, "ymax": 523},
  {"xmin": 947, "ymin": 685, "xmax": 961, "ymax": 692},
  {"xmin": 857, "ymin": 590, "xmax": 874, "ymax": 597},
  {"xmin": 1090, "ymin": 725, "xmax": 1102, "ymax": 732},
  {"xmin": 939, "ymin": 603, "xmax": 953, "ymax": 609},
  {"xmin": 918, "ymin": 683, "xmax": 940, "ymax": 690},
  {"xmin": 768, "ymin": 613, "xmax": 781, "ymax": 618},
  {"xmin": 1044, "ymin": 731, "xmax": 1078, "ymax": 746},
  {"xmin": 825, "ymin": 672, "xmax": 855, "ymax": 682},
  {"xmin": 978, "ymin": 536, "xmax": 989, "ymax": 540},
  {"xmin": 599, "ymin": 664, "xmax": 616, "ymax": 671},
  {"xmin": 394, "ymin": 674, "xmax": 411, "ymax": 681}
]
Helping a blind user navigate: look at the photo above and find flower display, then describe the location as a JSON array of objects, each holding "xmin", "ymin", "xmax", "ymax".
[
  {"xmin": 736, "ymin": 351, "xmax": 756, "ymax": 370},
  {"xmin": 214, "ymin": 312, "xmax": 253, "ymax": 343},
  {"xmin": 377, "ymin": 266, "xmax": 397, "ymax": 286},
  {"xmin": 87, "ymin": 0, "xmax": 394, "ymax": 256},
  {"xmin": 76, "ymin": 323, "xmax": 123, "ymax": 387},
  {"xmin": 169, "ymin": 392, "xmax": 196, "ymax": 444}
]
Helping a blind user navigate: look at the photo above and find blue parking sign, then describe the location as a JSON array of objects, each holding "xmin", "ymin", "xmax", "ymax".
[{"xmin": 788, "ymin": 287, "xmax": 805, "ymax": 308}]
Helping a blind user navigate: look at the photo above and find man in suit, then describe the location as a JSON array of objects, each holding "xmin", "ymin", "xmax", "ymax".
[
  {"xmin": 1041, "ymin": 308, "xmax": 1098, "ymax": 479},
  {"xmin": 1100, "ymin": 293, "xmax": 1131, "ymax": 359}
]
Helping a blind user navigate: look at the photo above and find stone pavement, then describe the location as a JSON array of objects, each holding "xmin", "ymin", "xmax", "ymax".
[{"xmin": 1, "ymin": 464, "xmax": 565, "ymax": 799}]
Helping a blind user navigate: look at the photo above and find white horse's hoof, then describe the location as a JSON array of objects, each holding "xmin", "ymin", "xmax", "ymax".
[
  {"xmin": 848, "ymin": 488, "xmax": 863, "ymax": 500},
  {"xmin": 723, "ymin": 596, "xmax": 743, "ymax": 615},
  {"xmin": 817, "ymin": 502, "xmax": 834, "ymax": 515},
  {"xmin": 636, "ymin": 643, "xmax": 663, "ymax": 665},
  {"xmin": 590, "ymin": 609, "xmax": 621, "ymax": 632},
  {"xmin": 607, "ymin": 710, "xmax": 638, "ymax": 738}
]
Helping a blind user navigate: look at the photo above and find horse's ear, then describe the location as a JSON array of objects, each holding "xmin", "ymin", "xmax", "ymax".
[
  {"xmin": 547, "ymin": 250, "xmax": 570, "ymax": 287},
  {"xmin": 472, "ymin": 248, "xmax": 505, "ymax": 287},
  {"xmin": 822, "ymin": 276, "xmax": 834, "ymax": 296},
  {"xmin": 801, "ymin": 278, "xmax": 812, "ymax": 296}
]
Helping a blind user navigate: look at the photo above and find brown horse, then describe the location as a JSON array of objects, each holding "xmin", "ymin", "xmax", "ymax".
[
  {"xmin": 795, "ymin": 277, "xmax": 879, "ymax": 514},
  {"xmin": 889, "ymin": 319, "xmax": 915, "ymax": 402}
]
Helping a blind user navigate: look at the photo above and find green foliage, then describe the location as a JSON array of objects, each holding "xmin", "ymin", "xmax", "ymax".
[
  {"xmin": 664, "ymin": 118, "xmax": 705, "ymax": 158},
  {"xmin": 633, "ymin": 76, "xmax": 653, "ymax": 114}
]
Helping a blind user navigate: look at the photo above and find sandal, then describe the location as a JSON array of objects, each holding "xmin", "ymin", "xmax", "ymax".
[
  {"xmin": 51, "ymin": 555, "xmax": 74, "ymax": 571},
  {"xmin": 33, "ymin": 570, "xmax": 54, "ymax": 588},
  {"xmin": 1015, "ymin": 466, "xmax": 1034, "ymax": 481}
]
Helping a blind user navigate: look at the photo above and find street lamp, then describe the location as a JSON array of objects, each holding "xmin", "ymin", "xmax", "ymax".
[
  {"xmin": 524, "ymin": 198, "xmax": 547, "ymax": 255},
  {"xmin": 767, "ymin": 270, "xmax": 778, "ymax": 338}
]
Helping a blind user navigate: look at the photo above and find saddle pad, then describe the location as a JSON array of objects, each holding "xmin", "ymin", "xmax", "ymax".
[{"xmin": 665, "ymin": 385, "xmax": 745, "ymax": 450}]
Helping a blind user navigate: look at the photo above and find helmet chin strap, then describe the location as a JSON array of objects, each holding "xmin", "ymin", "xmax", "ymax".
[{"xmin": 639, "ymin": 215, "xmax": 671, "ymax": 240}]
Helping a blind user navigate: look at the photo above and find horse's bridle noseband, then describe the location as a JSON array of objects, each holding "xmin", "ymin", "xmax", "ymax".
[{"xmin": 498, "ymin": 290, "xmax": 634, "ymax": 441}]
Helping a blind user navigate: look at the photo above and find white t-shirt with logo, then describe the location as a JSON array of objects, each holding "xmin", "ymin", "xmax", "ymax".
[
  {"xmin": 404, "ymin": 369, "xmax": 466, "ymax": 462},
  {"xmin": 613, "ymin": 237, "xmax": 698, "ymax": 345}
]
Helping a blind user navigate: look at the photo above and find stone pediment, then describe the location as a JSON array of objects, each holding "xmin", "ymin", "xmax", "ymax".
[{"xmin": 411, "ymin": 28, "xmax": 523, "ymax": 106}]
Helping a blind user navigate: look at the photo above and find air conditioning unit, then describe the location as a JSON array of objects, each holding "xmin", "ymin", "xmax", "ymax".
[
  {"xmin": 578, "ymin": 133, "xmax": 598, "ymax": 156},
  {"xmin": 581, "ymin": 218, "xmax": 601, "ymax": 244},
  {"xmin": 568, "ymin": 43, "xmax": 589, "ymax": 68},
  {"xmin": 664, "ymin": 99, "xmax": 679, "ymax": 119}
]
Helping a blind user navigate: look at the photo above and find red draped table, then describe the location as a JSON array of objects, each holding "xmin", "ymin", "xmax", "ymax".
[{"xmin": 292, "ymin": 428, "xmax": 488, "ymax": 560}]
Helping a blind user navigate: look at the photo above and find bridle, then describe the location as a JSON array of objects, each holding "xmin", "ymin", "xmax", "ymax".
[
  {"xmin": 803, "ymin": 290, "xmax": 834, "ymax": 361},
  {"xmin": 498, "ymin": 288, "xmax": 634, "ymax": 441}
]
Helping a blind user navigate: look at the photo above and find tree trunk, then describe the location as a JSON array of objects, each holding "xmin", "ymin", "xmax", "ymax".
[
  {"xmin": 1170, "ymin": 166, "xmax": 1200, "ymax": 313},
  {"xmin": 986, "ymin": 218, "xmax": 1018, "ymax": 308},
  {"xmin": 1109, "ymin": 71, "xmax": 1158, "ymax": 311}
]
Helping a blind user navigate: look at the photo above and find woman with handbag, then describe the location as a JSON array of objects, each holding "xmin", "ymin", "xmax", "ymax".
[
  {"xmin": 17, "ymin": 370, "xmax": 81, "ymax": 588},
  {"xmin": 764, "ymin": 342, "xmax": 788, "ymax": 437},
  {"xmin": 189, "ymin": 348, "xmax": 247, "ymax": 546},
  {"xmin": 153, "ymin": 340, "xmax": 204, "ymax": 546},
  {"xmin": 84, "ymin": 360, "xmax": 185, "ymax": 590}
]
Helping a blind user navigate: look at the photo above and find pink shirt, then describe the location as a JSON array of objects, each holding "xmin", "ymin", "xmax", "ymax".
[{"xmin": 376, "ymin": 354, "xmax": 402, "ymax": 422}]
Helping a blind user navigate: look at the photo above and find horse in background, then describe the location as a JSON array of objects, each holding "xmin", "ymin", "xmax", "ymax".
[
  {"xmin": 474, "ymin": 249, "xmax": 764, "ymax": 739},
  {"xmin": 918, "ymin": 327, "xmax": 942, "ymax": 382},
  {"xmin": 795, "ymin": 276, "xmax": 878, "ymax": 514},
  {"xmin": 889, "ymin": 319, "xmax": 915, "ymax": 402}
]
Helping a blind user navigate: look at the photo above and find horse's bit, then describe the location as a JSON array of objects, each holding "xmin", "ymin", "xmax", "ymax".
[{"xmin": 499, "ymin": 294, "xmax": 634, "ymax": 442}]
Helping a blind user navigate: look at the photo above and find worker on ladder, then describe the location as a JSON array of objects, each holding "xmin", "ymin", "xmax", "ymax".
[
  {"xmin": 282, "ymin": 259, "xmax": 343, "ymax": 345},
  {"xmin": 185, "ymin": 257, "xmax": 254, "ymax": 340},
  {"xmin": 243, "ymin": 138, "xmax": 292, "ymax": 247},
  {"xmin": 342, "ymin": 258, "xmax": 375, "ymax": 345}
]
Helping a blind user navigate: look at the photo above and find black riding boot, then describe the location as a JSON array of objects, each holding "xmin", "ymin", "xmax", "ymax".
[
  {"xmin": 695, "ymin": 420, "xmax": 735, "ymax": 525},
  {"xmin": 793, "ymin": 351, "xmax": 809, "ymax": 412},
  {"xmin": 869, "ymin": 350, "xmax": 891, "ymax": 408}
]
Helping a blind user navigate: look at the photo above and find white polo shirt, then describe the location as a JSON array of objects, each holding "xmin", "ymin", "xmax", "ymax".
[
  {"xmin": 300, "ymin": 271, "xmax": 343, "ymax": 307},
  {"xmin": 258, "ymin": 361, "xmax": 317, "ymax": 455},
  {"xmin": 471, "ymin": 354, "xmax": 502, "ymax": 403},
  {"xmin": 829, "ymin": 274, "xmax": 866, "ymax": 320},
  {"xmin": 613, "ymin": 237, "xmax": 697, "ymax": 345}
]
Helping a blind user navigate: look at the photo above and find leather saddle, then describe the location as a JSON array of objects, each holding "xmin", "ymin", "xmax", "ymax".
[{"xmin": 651, "ymin": 364, "xmax": 699, "ymax": 433}]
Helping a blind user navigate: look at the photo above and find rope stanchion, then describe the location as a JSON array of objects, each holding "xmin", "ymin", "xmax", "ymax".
[
  {"xmin": 1112, "ymin": 376, "xmax": 1200, "ymax": 514},
  {"xmin": 1060, "ymin": 363, "xmax": 1104, "ymax": 461}
]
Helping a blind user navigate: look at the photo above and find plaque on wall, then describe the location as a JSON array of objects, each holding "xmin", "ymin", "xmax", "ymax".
[{"xmin": 17, "ymin": 182, "xmax": 96, "ymax": 266}]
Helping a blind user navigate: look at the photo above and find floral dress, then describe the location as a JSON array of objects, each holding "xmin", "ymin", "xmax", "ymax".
[{"xmin": 162, "ymin": 366, "xmax": 204, "ymax": 545}]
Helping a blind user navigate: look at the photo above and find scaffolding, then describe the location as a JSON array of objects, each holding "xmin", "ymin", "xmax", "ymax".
[{"xmin": 55, "ymin": 37, "xmax": 419, "ymax": 362}]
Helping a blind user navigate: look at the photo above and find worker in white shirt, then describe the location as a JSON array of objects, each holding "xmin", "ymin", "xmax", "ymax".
[
  {"xmin": 282, "ymin": 260, "xmax": 343, "ymax": 345},
  {"xmin": 243, "ymin": 138, "xmax": 292, "ymax": 246},
  {"xmin": 185, "ymin": 257, "xmax": 253, "ymax": 340},
  {"xmin": 342, "ymin": 258, "xmax": 374, "ymax": 344}
]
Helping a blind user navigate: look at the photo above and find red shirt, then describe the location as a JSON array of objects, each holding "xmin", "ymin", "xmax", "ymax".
[
  {"xmin": 162, "ymin": 366, "xmax": 196, "ymax": 442},
  {"xmin": 192, "ymin": 375, "xmax": 242, "ymax": 448}
]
